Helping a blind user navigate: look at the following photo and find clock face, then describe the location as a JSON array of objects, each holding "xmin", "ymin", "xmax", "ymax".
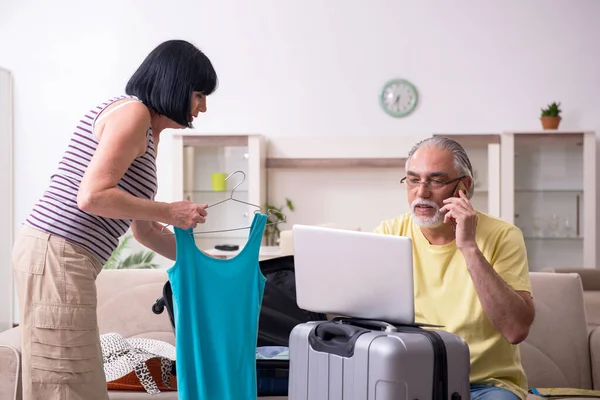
[{"xmin": 379, "ymin": 79, "xmax": 418, "ymax": 117}]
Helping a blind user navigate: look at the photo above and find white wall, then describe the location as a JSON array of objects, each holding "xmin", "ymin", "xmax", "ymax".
[
  {"xmin": 1, "ymin": 0, "xmax": 600, "ymax": 303},
  {"xmin": 2, "ymin": 0, "xmax": 600, "ymax": 232}
]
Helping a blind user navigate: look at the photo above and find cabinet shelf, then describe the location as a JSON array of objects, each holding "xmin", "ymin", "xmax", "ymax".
[
  {"xmin": 515, "ymin": 189, "xmax": 583, "ymax": 193},
  {"xmin": 266, "ymin": 158, "xmax": 407, "ymax": 169},
  {"xmin": 524, "ymin": 237, "xmax": 582, "ymax": 241},
  {"xmin": 184, "ymin": 190, "xmax": 249, "ymax": 194},
  {"xmin": 183, "ymin": 190, "xmax": 250, "ymax": 205}
]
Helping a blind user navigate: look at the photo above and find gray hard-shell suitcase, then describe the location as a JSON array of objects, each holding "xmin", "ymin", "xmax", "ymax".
[{"xmin": 288, "ymin": 318, "xmax": 471, "ymax": 400}]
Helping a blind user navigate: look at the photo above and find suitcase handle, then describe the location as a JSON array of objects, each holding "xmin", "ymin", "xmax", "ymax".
[
  {"xmin": 331, "ymin": 317, "xmax": 399, "ymax": 332},
  {"xmin": 308, "ymin": 321, "xmax": 369, "ymax": 357},
  {"xmin": 332, "ymin": 316, "xmax": 444, "ymax": 330}
]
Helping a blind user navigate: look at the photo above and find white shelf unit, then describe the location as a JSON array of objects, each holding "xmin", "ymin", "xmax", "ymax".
[
  {"xmin": 171, "ymin": 133, "xmax": 267, "ymax": 251},
  {"xmin": 500, "ymin": 130, "xmax": 598, "ymax": 271},
  {"xmin": 265, "ymin": 134, "xmax": 501, "ymax": 233}
]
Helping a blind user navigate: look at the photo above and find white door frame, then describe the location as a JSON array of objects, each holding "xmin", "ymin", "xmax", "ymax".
[{"xmin": 0, "ymin": 67, "xmax": 14, "ymax": 330}]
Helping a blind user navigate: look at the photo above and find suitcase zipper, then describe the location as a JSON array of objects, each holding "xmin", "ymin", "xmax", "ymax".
[{"xmin": 422, "ymin": 330, "xmax": 448, "ymax": 400}]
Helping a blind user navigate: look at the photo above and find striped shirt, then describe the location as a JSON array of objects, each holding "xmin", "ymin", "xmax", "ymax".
[{"xmin": 25, "ymin": 95, "xmax": 158, "ymax": 264}]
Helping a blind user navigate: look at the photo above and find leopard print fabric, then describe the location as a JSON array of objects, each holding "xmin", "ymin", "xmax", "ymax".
[{"xmin": 101, "ymin": 333, "xmax": 176, "ymax": 395}]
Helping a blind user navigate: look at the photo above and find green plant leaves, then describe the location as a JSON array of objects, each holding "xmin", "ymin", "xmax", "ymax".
[
  {"xmin": 286, "ymin": 198, "xmax": 295, "ymax": 212},
  {"xmin": 541, "ymin": 101, "xmax": 561, "ymax": 117},
  {"xmin": 263, "ymin": 198, "xmax": 295, "ymax": 246},
  {"xmin": 117, "ymin": 251, "xmax": 159, "ymax": 269},
  {"xmin": 103, "ymin": 234, "xmax": 159, "ymax": 269}
]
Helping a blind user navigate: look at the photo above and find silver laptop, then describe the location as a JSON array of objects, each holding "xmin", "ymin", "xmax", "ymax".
[{"xmin": 292, "ymin": 224, "xmax": 415, "ymax": 325}]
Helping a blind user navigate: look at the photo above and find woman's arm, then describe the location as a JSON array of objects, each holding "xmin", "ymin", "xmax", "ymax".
[
  {"xmin": 77, "ymin": 102, "xmax": 206, "ymax": 229},
  {"xmin": 131, "ymin": 220, "xmax": 177, "ymax": 260}
]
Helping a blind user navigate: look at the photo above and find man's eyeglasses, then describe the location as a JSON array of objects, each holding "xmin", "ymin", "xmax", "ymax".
[{"xmin": 400, "ymin": 176, "xmax": 466, "ymax": 191}]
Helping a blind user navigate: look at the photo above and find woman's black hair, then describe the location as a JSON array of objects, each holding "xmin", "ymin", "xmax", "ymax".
[{"xmin": 125, "ymin": 39, "xmax": 218, "ymax": 127}]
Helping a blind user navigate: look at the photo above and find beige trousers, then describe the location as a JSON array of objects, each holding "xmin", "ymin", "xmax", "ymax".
[{"xmin": 13, "ymin": 225, "xmax": 109, "ymax": 400}]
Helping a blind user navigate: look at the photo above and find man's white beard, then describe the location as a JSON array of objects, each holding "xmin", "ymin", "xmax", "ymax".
[{"xmin": 411, "ymin": 199, "xmax": 444, "ymax": 228}]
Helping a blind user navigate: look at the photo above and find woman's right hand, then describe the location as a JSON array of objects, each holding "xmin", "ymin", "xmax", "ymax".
[{"xmin": 167, "ymin": 200, "xmax": 208, "ymax": 230}]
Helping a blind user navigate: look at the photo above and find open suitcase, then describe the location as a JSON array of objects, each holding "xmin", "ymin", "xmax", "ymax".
[
  {"xmin": 288, "ymin": 318, "xmax": 471, "ymax": 400},
  {"xmin": 151, "ymin": 255, "xmax": 326, "ymax": 396}
]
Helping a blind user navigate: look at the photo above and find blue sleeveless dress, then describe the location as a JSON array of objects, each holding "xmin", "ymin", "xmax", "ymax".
[{"xmin": 167, "ymin": 212, "xmax": 268, "ymax": 400}]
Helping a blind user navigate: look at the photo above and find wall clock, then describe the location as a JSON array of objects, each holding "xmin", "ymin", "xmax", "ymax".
[{"xmin": 379, "ymin": 78, "xmax": 418, "ymax": 118}]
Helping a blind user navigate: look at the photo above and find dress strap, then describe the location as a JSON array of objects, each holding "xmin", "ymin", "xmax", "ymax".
[
  {"xmin": 173, "ymin": 226, "xmax": 198, "ymax": 259},
  {"xmin": 246, "ymin": 213, "xmax": 268, "ymax": 252},
  {"xmin": 96, "ymin": 100, "xmax": 141, "ymax": 123}
]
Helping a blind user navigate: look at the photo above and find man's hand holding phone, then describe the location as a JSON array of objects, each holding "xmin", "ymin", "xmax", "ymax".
[{"xmin": 439, "ymin": 181, "xmax": 478, "ymax": 251}]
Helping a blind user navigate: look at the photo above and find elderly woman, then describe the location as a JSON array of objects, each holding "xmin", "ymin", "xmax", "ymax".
[{"xmin": 12, "ymin": 39, "xmax": 217, "ymax": 400}]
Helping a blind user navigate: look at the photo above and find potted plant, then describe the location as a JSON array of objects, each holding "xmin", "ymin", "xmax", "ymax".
[
  {"xmin": 263, "ymin": 198, "xmax": 295, "ymax": 247},
  {"xmin": 103, "ymin": 235, "xmax": 159, "ymax": 269},
  {"xmin": 540, "ymin": 101, "xmax": 562, "ymax": 130}
]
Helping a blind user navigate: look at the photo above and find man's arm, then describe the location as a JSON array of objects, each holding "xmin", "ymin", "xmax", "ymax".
[
  {"xmin": 461, "ymin": 247, "xmax": 534, "ymax": 344},
  {"xmin": 131, "ymin": 220, "xmax": 177, "ymax": 261},
  {"xmin": 441, "ymin": 190, "xmax": 534, "ymax": 344}
]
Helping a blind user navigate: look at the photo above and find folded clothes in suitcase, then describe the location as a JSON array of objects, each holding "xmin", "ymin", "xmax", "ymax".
[{"xmin": 288, "ymin": 317, "xmax": 471, "ymax": 400}]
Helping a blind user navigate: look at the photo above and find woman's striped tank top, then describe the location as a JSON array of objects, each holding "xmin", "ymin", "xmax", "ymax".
[{"xmin": 24, "ymin": 95, "xmax": 158, "ymax": 264}]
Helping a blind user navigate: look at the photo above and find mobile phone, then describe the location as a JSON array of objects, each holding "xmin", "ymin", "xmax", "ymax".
[
  {"xmin": 215, "ymin": 244, "xmax": 239, "ymax": 251},
  {"xmin": 454, "ymin": 180, "xmax": 468, "ymax": 197}
]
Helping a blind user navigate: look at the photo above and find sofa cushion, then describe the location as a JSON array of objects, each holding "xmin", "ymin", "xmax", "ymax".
[
  {"xmin": 591, "ymin": 327, "xmax": 600, "ymax": 390},
  {"xmin": 542, "ymin": 268, "xmax": 600, "ymax": 331},
  {"xmin": 521, "ymin": 272, "xmax": 592, "ymax": 390},
  {"xmin": 584, "ymin": 291, "xmax": 600, "ymax": 331},
  {"xmin": 0, "ymin": 345, "xmax": 19, "ymax": 400},
  {"xmin": 96, "ymin": 270, "xmax": 175, "ymax": 344},
  {"xmin": 0, "ymin": 325, "xmax": 21, "ymax": 400},
  {"xmin": 541, "ymin": 268, "xmax": 600, "ymax": 290}
]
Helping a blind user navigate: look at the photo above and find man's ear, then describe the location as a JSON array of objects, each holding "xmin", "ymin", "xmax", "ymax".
[{"xmin": 465, "ymin": 177, "xmax": 474, "ymax": 198}]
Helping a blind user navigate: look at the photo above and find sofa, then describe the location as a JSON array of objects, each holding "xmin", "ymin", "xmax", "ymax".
[
  {"xmin": 521, "ymin": 271, "xmax": 600, "ymax": 398},
  {"xmin": 542, "ymin": 267, "xmax": 600, "ymax": 332},
  {"xmin": 0, "ymin": 269, "xmax": 598, "ymax": 399}
]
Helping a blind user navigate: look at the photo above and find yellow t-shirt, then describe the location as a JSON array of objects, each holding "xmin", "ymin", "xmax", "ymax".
[{"xmin": 374, "ymin": 211, "xmax": 532, "ymax": 400}]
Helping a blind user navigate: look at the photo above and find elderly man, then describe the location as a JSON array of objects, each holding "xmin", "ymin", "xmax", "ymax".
[{"xmin": 374, "ymin": 136, "xmax": 535, "ymax": 400}]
